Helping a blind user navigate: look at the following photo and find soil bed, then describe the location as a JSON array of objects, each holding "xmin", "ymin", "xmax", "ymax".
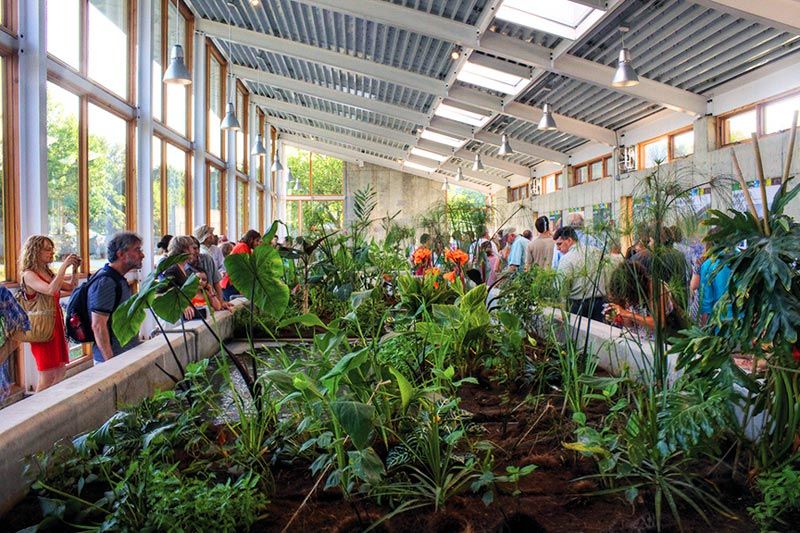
[{"xmin": 253, "ymin": 381, "xmax": 756, "ymax": 533}]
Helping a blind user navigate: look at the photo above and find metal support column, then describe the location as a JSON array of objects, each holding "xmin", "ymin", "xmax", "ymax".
[{"xmin": 192, "ymin": 32, "xmax": 207, "ymax": 229}]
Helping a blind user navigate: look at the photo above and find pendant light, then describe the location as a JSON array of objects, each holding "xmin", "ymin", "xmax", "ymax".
[
  {"xmin": 472, "ymin": 153, "xmax": 484, "ymax": 171},
  {"xmin": 612, "ymin": 27, "xmax": 639, "ymax": 88},
  {"xmin": 537, "ymin": 103, "xmax": 557, "ymax": 131},
  {"xmin": 163, "ymin": 0, "xmax": 192, "ymax": 85},
  {"xmin": 442, "ymin": 179, "xmax": 448, "ymax": 191},
  {"xmin": 271, "ymin": 155, "xmax": 284, "ymax": 173},
  {"xmin": 455, "ymin": 166, "xmax": 463, "ymax": 182},
  {"xmin": 221, "ymin": 2, "xmax": 241, "ymax": 131},
  {"xmin": 251, "ymin": 58, "xmax": 268, "ymax": 156},
  {"xmin": 498, "ymin": 133, "xmax": 514, "ymax": 155}
]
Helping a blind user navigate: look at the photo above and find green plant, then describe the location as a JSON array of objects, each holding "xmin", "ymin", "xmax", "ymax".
[{"xmin": 748, "ymin": 463, "xmax": 800, "ymax": 531}]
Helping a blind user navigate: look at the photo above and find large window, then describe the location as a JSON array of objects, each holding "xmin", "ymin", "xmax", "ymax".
[
  {"xmin": 572, "ymin": 155, "xmax": 611, "ymax": 186},
  {"xmin": 285, "ymin": 146, "xmax": 344, "ymax": 236},
  {"xmin": 207, "ymin": 44, "xmax": 225, "ymax": 157},
  {"xmin": 47, "ymin": 82, "xmax": 132, "ymax": 270},
  {"xmin": 719, "ymin": 90, "xmax": 800, "ymax": 146},
  {"xmin": 638, "ymin": 129, "xmax": 693, "ymax": 169},
  {"xmin": 0, "ymin": 53, "xmax": 16, "ymax": 284},
  {"xmin": 236, "ymin": 81, "xmax": 248, "ymax": 174},
  {"xmin": 47, "ymin": 0, "xmax": 132, "ymax": 101},
  {"xmin": 236, "ymin": 178, "xmax": 248, "ymax": 237},
  {"xmin": 153, "ymin": 0, "xmax": 193, "ymax": 135},
  {"xmin": 207, "ymin": 164, "xmax": 224, "ymax": 235},
  {"xmin": 152, "ymin": 136, "xmax": 191, "ymax": 244}
]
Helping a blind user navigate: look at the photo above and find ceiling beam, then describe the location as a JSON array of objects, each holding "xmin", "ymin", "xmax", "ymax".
[
  {"xmin": 428, "ymin": 116, "xmax": 476, "ymax": 140},
  {"xmin": 279, "ymin": 134, "xmax": 491, "ymax": 191},
  {"xmin": 439, "ymin": 162, "xmax": 508, "ymax": 188},
  {"xmin": 689, "ymin": 0, "xmax": 800, "ymax": 34},
  {"xmin": 269, "ymin": 117, "xmax": 407, "ymax": 159},
  {"xmin": 455, "ymin": 149, "xmax": 532, "ymax": 177},
  {"xmin": 475, "ymin": 131, "xmax": 569, "ymax": 165},
  {"xmin": 287, "ymin": 0, "xmax": 481, "ymax": 47},
  {"xmin": 479, "ymin": 32, "xmax": 708, "ymax": 115},
  {"xmin": 449, "ymin": 86, "xmax": 617, "ymax": 145},
  {"xmin": 231, "ymin": 64, "xmax": 429, "ymax": 124},
  {"xmin": 197, "ymin": 18, "xmax": 447, "ymax": 96},
  {"xmin": 252, "ymin": 95, "xmax": 417, "ymax": 145}
]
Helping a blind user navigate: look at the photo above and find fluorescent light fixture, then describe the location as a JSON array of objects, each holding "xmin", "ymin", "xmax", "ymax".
[
  {"xmin": 410, "ymin": 147, "xmax": 450, "ymax": 162},
  {"xmin": 434, "ymin": 102, "xmax": 492, "ymax": 128},
  {"xmin": 404, "ymin": 161, "xmax": 437, "ymax": 173},
  {"xmin": 457, "ymin": 61, "xmax": 529, "ymax": 96},
  {"xmin": 420, "ymin": 129, "xmax": 466, "ymax": 148},
  {"xmin": 496, "ymin": 0, "xmax": 605, "ymax": 40}
]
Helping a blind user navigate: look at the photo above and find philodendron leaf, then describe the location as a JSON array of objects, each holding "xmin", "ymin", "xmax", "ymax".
[
  {"xmin": 151, "ymin": 273, "xmax": 200, "ymax": 323},
  {"xmin": 331, "ymin": 400, "xmax": 375, "ymax": 450},
  {"xmin": 224, "ymin": 239, "xmax": 290, "ymax": 320},
  {"xmin": 278, "ymin": 312, "xmax": 327, "ymax": 330}
]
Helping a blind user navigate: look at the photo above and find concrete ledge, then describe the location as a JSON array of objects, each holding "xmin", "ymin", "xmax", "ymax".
[{"xmin": 0, "ymin": 307, "xmax": 238, "ymax": 516}]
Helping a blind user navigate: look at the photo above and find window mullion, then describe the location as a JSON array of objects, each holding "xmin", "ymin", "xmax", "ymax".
[{"xmin": 78, "ymin": 97, "xmax": 90, "ymax": 271}]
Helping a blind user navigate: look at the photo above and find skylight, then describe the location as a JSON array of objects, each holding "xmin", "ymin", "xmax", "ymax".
[
  {"xmin": 457, "ymin": 61, "xmax": 530, "ymax": 96},
  {"xmin": 404, "ymin": 161, "xmax": 437, "ymax": 173},
  {"xmin": 434, "ymin": 102, "xmax": 492, "ymax": 128},
  {"xmin": 410, "ymin": 147, "xmax": 450, "ymax": 162},
  {"xmin": 420, "ymin": 129, "xmax": 467, "ymax": 148},
  {"xmin": 496, "ymin": 0, "xmax": 605, "ymax": 40}
]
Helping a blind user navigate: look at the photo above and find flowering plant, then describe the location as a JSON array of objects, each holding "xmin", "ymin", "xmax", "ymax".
[
  {"xmin": 444, "ymin": 248, "xmax": 468, "ymax": 266},
  {"xmin": 412, "ymin": 247, "xmax": 432, "ymax": 265}
]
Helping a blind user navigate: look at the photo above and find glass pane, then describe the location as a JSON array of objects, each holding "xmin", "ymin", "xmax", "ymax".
[
  {"xmin": 286, "ymin": 146, "xmax": 310, "ymax": 195},
  {"xmin": 151, "ymin": 0, "xmax": 163, "ymax": 122},
  {"xmin": 47, "ymin": 0, "xmax": 80, "ymax": 69},
  {"xmin": 725, "ymin": 110, "xmax": 756, "ymax": 144},
  {"xmin": 286, "ymin": 200, "xmax": 300, "ymax": 237},
  {"xmin": 303, "ymin": 201, "xmax": 343, "ymax": 234},
  {"xmin": 236, "ymin": 88, "xmax": 246, "ymax": 173},
  {"xmin": 643, "ymin": 138, "xmax": 668, "ymax": 168},
  {"xmin": 209, "ymin": 166, "xmax": 222, "ymax": 234},
  {"xmin": 208, "ymin": 57, "xmax": 222, "ymax": 155},
  {"xmin": 152, "ymin": 136, "xmax": 162, "ymax": 255},
  {"xmin": 764, "ymin": 95, "xmax": 800, "ymax": 135},
  {"xmin": 0, "ymin": 58, "xmax": 4, "ymax": 281},
  {"xmin": 88, "ymin": 0, "xmax": 129, "ymax": 98},
  {"xmin": 47, "ymin": 83, "xmax": 81, "ymax": 266},
  {"xmin": 165, "ymin": 6, "xmax": 188, "ymax": 135},
  {"xmin": 672, "ymin": 130, "xmax": 694, "ymax": 158},
  {"xmin": 575, "ymin": 165, "xmax": 587, "ymax": 184},
  {"xmin": 310, "ymin": 153, "xmax": 343, "ymax": 194},
  {"xmin": 88, "ymin": 104, "xmax": 127, "ymax": 271},
  {"xmin": 589, "ymin": 160, "xmax": 603, "ymax": 180},
  {"xmin": 166, "ymin": 144, "xmax": 187, "ymax": 236},
  {"xmin": 258, "ymin": 190, "xmax": 265, "ymax": 232},
  {"xmin": 237, "ymin": 180, "xmax": 248, "ymax": 237}
]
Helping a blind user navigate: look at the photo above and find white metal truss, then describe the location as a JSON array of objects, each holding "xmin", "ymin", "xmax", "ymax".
[
  {"xmin": 231, "ymin": 64, "xmax": 429, "ymax": 124},
  {"xmin": 475, "ymin": 132, "xmax": 569, "ymax": 165},
  {"xmin": 279, "ymin": 134, "xmax": 491, "ymax": 192},
  {"xmin": 251, "ymin": 95, "xmax": 418, "ymax": 146},
  {"xmin": 286, "ymin": 0, "xmax": 481, "ymax": 47},
  {"xmin": 268, "ymin": 117, "xmax": 407, "ymax": 159},
  {"xmin": 689, "ymin": 0, "xmax": 800, "ymax": 34},
  {"xmin": 454, "ymin": 149, "xmax": 531, "ymax": 178},
  {"xmin": 196, "ymin": 18, "xmax": 448, "ymax": 96},
  {"xmin": 479, "ymin": 32, "xmax": 708, "ymax": 115}
]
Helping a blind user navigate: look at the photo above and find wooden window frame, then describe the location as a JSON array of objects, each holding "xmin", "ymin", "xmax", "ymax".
[
  {"xmin": 205, "ymin": 161, "xmax": 225, "ymax": 236},
  {"xmin": 153, "ymin": 134, "xmax": 192, "ymax": 238},
  {"xmin": 572, "ymin": 164, "xmax": 588, "ymax": 186},
  {"xmin": 718, "ymin": 88, "xmax": 800, "ymax": 147},
  {"xmin": 156, "ymin": 0, "xmax": 193, "ymax": 136},
  {"xmin": 205, "ymin": 40, "xmax": 226, "ymax": 160},
  {"xmin": 235, "ymin": 79, "xmax": 249, "ymax": 174},
  {"xmin": 637, "ymin": 127, "xmax": 693, "ymax": 170},
  {"xmin": 1, "ymin": 0, "xmax": 18, "ymax": 36}
]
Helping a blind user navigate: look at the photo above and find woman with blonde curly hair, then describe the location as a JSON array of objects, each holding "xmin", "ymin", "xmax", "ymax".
[{"xmin": 19, "ymin": 236, "xmax": 81, "ymax": 391}]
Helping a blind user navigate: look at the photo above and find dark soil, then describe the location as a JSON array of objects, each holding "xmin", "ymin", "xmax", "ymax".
[{"xmin": 252, "ymin": 382, "xmax": 756, "ymax": 533}]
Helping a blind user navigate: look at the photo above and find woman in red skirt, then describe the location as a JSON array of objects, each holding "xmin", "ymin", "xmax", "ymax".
[{"xmin": 19, "ymin": 236, "xmax": 80, "ymax": 392}]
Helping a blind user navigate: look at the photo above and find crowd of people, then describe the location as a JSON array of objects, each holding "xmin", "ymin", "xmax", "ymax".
[
  {"xmin": 410, "ymin": 212, "xmax": 731, "ymax": 342},
  {"xmin": 12, "ymin": 224, "xmax": 275, "ymax": 392}
]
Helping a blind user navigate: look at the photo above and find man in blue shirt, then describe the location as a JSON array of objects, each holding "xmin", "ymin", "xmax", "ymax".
[
  {"xmin": 508, "ymin": 229, "xmax": 531, "ymax": 272},
  {"xmin": 89, "ymin": 232, "xmax": 144, "ymax": 363},
  {"xmin": 698, "ymin": 257, "xmax": 732, "ymax": 325}
]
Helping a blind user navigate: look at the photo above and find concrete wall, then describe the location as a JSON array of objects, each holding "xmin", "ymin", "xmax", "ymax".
[
  {"xmin": 344, "ymin": 162, "xmax": 446, "ymax": 240},
  {"xmin": 0, "ymin": 307, "xmax": 238, "ymax": 516}
]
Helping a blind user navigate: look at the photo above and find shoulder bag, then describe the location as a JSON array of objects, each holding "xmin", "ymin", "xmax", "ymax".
[{"xmin": 14, "ymin": 278, "xmax": 56, "ymax": 343}]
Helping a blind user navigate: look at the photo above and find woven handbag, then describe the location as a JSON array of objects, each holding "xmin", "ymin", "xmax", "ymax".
[{"xmin": 14, "ymin": 279, "xmax": 55, "ymax": 343}]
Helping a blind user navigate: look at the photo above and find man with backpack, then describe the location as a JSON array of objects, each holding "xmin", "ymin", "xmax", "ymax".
[{"xmin": 88, "ymin": 232, "xmax": 143, "ymax": 363}]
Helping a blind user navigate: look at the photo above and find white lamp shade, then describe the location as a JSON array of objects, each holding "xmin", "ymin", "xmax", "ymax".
[
  {"xmin": 163, "ymin": 44, "xmax": 192, "ymax": 85},
  {"xmin": 251, "ymin": 134, "xmax": 267, "ymax": 156},
  {"xmin": 455, "ymin": 167, "xmax": 463, "ymax": 181},
  {"xmin": 271, "ymin": 158, "xmax": 284, "ymax": 172},
  {"xmin": 472, "ymin": 153, "xmax": 484, "ymax": 171},
  {"xmin": 498, "ymin": 133, "xmax": 513, "ymax": 155},
  {"xmin": 538, "ymin": 103, "xmax": 557, "ymax": 131},
  {"xmin": 220, "ymin": 102, "xmax": 241, "ymax": 131}
]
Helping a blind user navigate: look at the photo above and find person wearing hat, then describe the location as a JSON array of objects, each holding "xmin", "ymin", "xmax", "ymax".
[{"xmin": 194, "ymin": 224, "xmax": 224, "ymax": 274}]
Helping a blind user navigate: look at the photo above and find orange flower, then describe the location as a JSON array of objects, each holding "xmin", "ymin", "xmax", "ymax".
[
  {"xmin": 445, "ymin": 248, "xmax": 468, "ymax": 266},
  {"xmin": 413, "ymin": 247, "xmax": 432, "ymax": 265},
  {"xmin": 423, "ymin": 267, "xmax": 440, "ymax": 277},
  {"xmin": 443, "ymin": 271, "xmax": 456, "ymax": 283}
]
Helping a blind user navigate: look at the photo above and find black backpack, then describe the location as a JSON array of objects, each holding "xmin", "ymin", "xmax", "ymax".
[{"xmin": 65, "ymin": 268, "xmax": 123, "ymax": 344}]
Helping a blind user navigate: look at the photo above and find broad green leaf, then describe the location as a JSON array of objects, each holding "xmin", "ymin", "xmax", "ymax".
[
  {"xmin": 348, "ymin": 447, "xmax": 385, "ymax": 484},
  {"xmin": 321, "ymin": 348, "xmax": 369, "ymax": 390},
  {"xmin": 224, "ymin": 242, "xmax": 290, "ymax": 320},
  {"xmin": 331, "ymin": 400, "xmax": 375, "ymax": 449},
  {"xmin": 151, "ymin": 273, "xmax": 200, "ymax": 323},
  {"xmin": 389, "ymin": 367, "xmax": 414, "ymax": 410},
  {"xmin": 278, "ymin": 312, "xmax": 328, "ymax": 330}
]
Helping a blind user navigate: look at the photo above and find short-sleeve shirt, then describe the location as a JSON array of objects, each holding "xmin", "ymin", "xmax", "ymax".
[
  {"xmin": 88, "ymin": 265, "xmax": 136, "ymax": 362},
  {"xmin": 508, "ymin": 236, "xmax": 530, "ymax": 267},
  {"xmin": 526, "ymin": 236, "xmax": 554, "ymax": 269},
  {"xmin": 188, "ymin": 253, "xmax": 220, "ymax": 286}
]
